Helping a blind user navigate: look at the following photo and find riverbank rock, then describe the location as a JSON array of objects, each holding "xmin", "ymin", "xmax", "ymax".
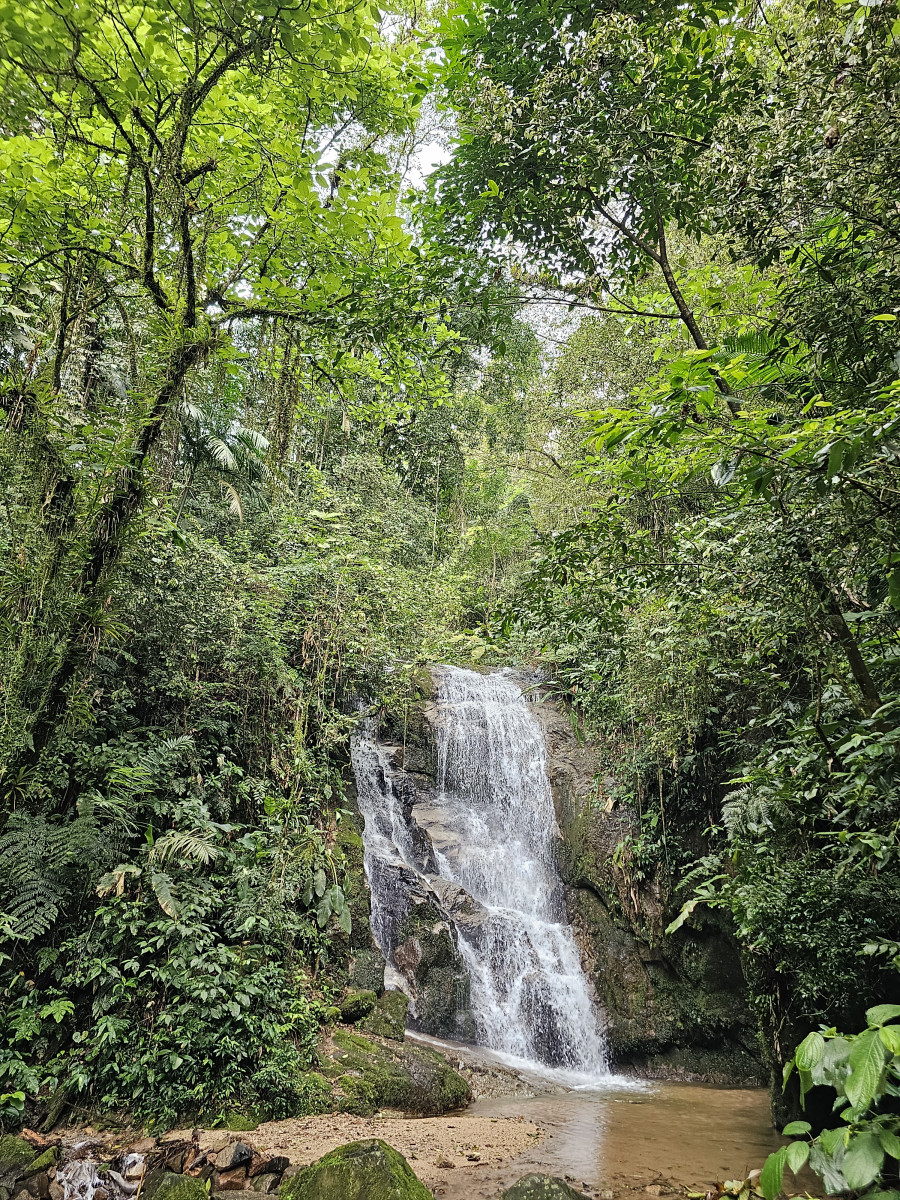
[
  {"xmin": 326, "ymin": 1030, "xmax": 470, "ymax": 1116},
  {"xmin": 279, "ymin": 1139, "xmax": 433, "ymax": 1200},
  {"xmin": 0, "ymin": 1135, "xmax": 62, "ymax": 1198},
  {"xmin": 153, "ymin": 1176, "xmax": 209, "ymax": 1200},
  {"xmin": 502, "ymin": 1175, "xmax": 589, "ymax": 1200},
  {"xmin": 360, "ymin": 990, "xmax": 408, "ymax": 1041},
  {"xmin": 340, "ymin": 991, "xmax": 377, "ymax": 1024}
]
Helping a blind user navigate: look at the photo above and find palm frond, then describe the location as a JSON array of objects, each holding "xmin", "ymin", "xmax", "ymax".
[
  {"xmin": 222, "ymin": 482, "xmax": 244, "ymax": 520},
  {"xmin": 149, "ymin": 828, "xmax": 220, "ymax": 866},
  {"xmin": 205, "ymin": 436, "xmax": 238, "ymax": 472}
]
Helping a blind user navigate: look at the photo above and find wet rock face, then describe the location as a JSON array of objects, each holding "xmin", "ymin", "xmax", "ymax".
[
  {"xmin": 502, "ymin": 1176, "xmax": 589, "ymax": 1200},
  {"xmin": 278, "ymin": 1138, "xmax": 433, "ymax": 1200},
  {"xmin": 348, "ymin": 695, "xmax": 474, "ymax": 1043},
  {"xmin": 527, "ymin": 694, "xmax": 764, "ymax": 1085}
]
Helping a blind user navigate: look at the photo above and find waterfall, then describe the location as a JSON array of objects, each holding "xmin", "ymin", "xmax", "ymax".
[{"xmin": 350, "ymin": 665, "xmax": 609, "ymax": 1078}]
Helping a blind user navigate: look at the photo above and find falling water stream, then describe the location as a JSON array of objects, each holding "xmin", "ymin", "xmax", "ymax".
[{"xmin": 351, "ymin": 665, "xmax": 608, "ymax": 1077}]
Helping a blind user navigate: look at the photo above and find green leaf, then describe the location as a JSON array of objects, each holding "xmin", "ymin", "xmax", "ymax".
[
  {"xmin": 867, "ymin": 1004, "xmax": 900, "ymax": 1027},
  {"xmin": 665, "ymin": 896, "xmax": 702, "ymax": 934},
  {"xmin": 879, "ymin": 1026, "xmax": 900, "ymax": 1053},
  {"xmin": 150, "ymin": 869, "xmax": 179, "ymax": 919},
  {"xmin": 843, "ymin": 1132, "xmax": 884, "ymax": 1190},
  {"xmin": 878, "ymin": 1129, "xmax": 900, "ymax": 1159},
  {"xmin": 782, "ymin": 1121, "xmax": 811, "ymax": 1136},
  {"xmin": 818, "ymin": 1127, "xmax": 847, "ymax": 1156},
  {"xmin": 337, "ymin": 905, "xmax": 352, "ymax": 935},
  {"xmin": 785, "ymin": 1141, "xmax": 810, "ymax": 1173},
  {"xmin": 795, "ymin": 1031, "xmax": 826, "ymax": 1071},
  {"xmin": 846, "ymin": 1030, "xmax": 888, "ymax": 1111},
  {"xmin": 760, "ymin": 1147, "xmax": 787, "ymax": 1200},
  {"xmin": 809, "ymin": 1141, "xmax": 847, "ymax": 1194}
]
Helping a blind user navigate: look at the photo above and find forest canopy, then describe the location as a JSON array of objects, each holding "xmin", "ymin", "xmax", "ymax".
[{"xmin": 0, "ymin": 0, "xmax": 898, "ymax": 1165}]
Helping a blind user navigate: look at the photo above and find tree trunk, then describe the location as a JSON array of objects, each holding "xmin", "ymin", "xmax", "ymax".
[{"xmin": 19, "ymin": 336, "xmax": 210, "ymax": 764}]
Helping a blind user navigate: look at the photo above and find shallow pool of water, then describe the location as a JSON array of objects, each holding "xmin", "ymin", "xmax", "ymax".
[{"xmin": 433, "ymin": 1080, "xmax": 787, "ymax": 1200}]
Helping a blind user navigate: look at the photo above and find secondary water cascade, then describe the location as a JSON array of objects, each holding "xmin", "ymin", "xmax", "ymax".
[{"xmin": 351, "ymin": 665, "xmax": 609, "ymax": 1078}]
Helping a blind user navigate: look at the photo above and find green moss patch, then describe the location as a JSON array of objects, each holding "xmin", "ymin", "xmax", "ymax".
[
  {"xmin": 330, "ymin": 1029, "xmax": 469, "ymax": 1116},
  {"xmin": 279, "ymin": 1138, "xmax": 432, "ymax": 1200}
]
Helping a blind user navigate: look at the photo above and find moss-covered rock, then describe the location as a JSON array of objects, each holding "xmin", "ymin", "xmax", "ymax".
[
  {"xmin": 340, "ymin": 991, "xmax": 377, "ymax": 1023},
  {"xmin": 502, "ymin": 1176, "xmax": 588, "ymax": 1200},
  {"xmin": 21, "ymin": 1150, "xmax": 59, "ymax": 1178},
  {"xmin": 360, "ymin": 989, "xmax": 408, "ymax": 1041},
  {"xmin": 346, "ymin": 949, "xmax": 386, "ymax": 994},
  {"xmin": 330, "ymin": 1030, "xmax": 469, "ymax": 1116},
  {"xmin": 0, "ymin": 1139, "xmax": 35, "ymax": 1175},
  {"xmin": 221, "ymin": 1112, "xmax": 260, "ymax": 1132},
  {"xmin": 152, "ymin": 1175, "xmax": 210, "ymax": 1200},
  {"xmin": 140, "ymin": 1168, "xmax": 178, "ymax": 1200},
  {"xmin": 279, "ymin": 1139, "xmax": 432, "ymax": 1200}
]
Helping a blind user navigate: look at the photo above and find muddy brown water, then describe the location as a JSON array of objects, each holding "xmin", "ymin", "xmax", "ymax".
[{"xmin": 432, "ymin": 1082, "xmax": 791, "ymax": 1200}]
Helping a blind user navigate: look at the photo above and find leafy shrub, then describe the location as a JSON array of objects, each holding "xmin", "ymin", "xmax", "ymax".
[{"xmin": 762, "ymin": 1002, "xmax": 900, "ymax": 1199}]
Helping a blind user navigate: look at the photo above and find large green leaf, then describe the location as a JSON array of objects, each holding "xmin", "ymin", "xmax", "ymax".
[
  {"xmin": 846, "ymin": 1031, "xmax": 888, "ymax": 1111},
  {"xmin": 809, "ymin": 1142, "xmax": 847, "ymax": 1195},
  {"xmin": 785, "ymin": 1141, "xmax": 810, "ymax": 1173},
  {"xmin": 782, "ymin": 1121, "xmax": 811, "ymax": 1136},
  {"xmin": 843, "ymin": 1132, "xmax": 885, "ymax": 1190},
  {"xmin": 795, "ymin": 1031, "xmax": 825, "ymax": 1071},
  {"xmin": 867, "ymin": 1005, "xmax": 900, "ymax": 1028},
  {"xmin": 760, "ymin": 1147, "xmax": 787, "ymax": 1200}
]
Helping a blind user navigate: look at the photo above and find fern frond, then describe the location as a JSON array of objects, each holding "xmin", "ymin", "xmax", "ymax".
[
  {"xmin": 722, "ymin": 785, "xmax": 778, "ymax": 837},
  {"xmin": 0, "ymin": 811, "xmax": 94, "ymax": 941}
]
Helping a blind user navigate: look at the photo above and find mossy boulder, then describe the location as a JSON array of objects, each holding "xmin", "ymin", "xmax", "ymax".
[
  {"xmin": 330, "ymin": 1030, "xmax": 469, "ymax": 1116},
  {"xmin": 279, "ymin": 1139, "xmax": 432, "ymax": 1200},
  {"xmin": 222, "ymin": 1112, "xmax": 260, "ymax": 1132},
  {"xmin": 393, "ymin": 903, "xmax": 472, "ymax": 1042},
  {"xmin": 151, "ymin": 1176, "xmax": 210, "ymax": 1200},
  {"xmin": 0, "ymin": 1138, "xmax": 37, "ymax": 1188},
  {"xmin": 340, "ymin": 991, "xmax": 377, "ymax": 1024},
  {"xmin": 360, "ymin": 989, "xmax": 408, "ymax": 1041},
  {"xmin": 502, "ymin": 1176, "xmax": 589, "ymax": 1200},
  {"xmin": 21, "ymin": 1149, "xmax": 59, "ymax": 1178},
  {"xmin": 0, "ymin": 1140, "xmax": 34, "ymax": 1174},
  {"xmin": 347, "ymin": 948, "xmax": 386, "ymax": 993}
]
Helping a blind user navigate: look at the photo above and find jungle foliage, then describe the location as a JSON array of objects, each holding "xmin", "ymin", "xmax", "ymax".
[
  {"xmin": 0, "ymin": 0, "xmax": 527, "ymax": 1126},
  {"xmin": 1, "ymin": 0, "xmax": 899, "ymax": 1165},
  {"xmin": 434, "ymin": 0, "xmax": 900, "ymax": 1169}
]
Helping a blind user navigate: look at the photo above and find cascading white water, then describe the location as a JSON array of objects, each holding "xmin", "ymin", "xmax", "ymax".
[{"xmin": 351, "ymin": 665, "xmax": 609, "ymax": 1078}]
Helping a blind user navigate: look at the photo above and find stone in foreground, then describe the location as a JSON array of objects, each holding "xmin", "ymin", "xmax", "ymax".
[
  {"xmin": 279, "ymin": 1138, "xmax": 432, "ymax": 1200},
  {"xmin": 153, "ymin": 1175, "xmax": 211, "ymax": 1200},
  {"xmin": 503, "ymin": 1174, "xmax": 590, "ymax": 1200}
]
